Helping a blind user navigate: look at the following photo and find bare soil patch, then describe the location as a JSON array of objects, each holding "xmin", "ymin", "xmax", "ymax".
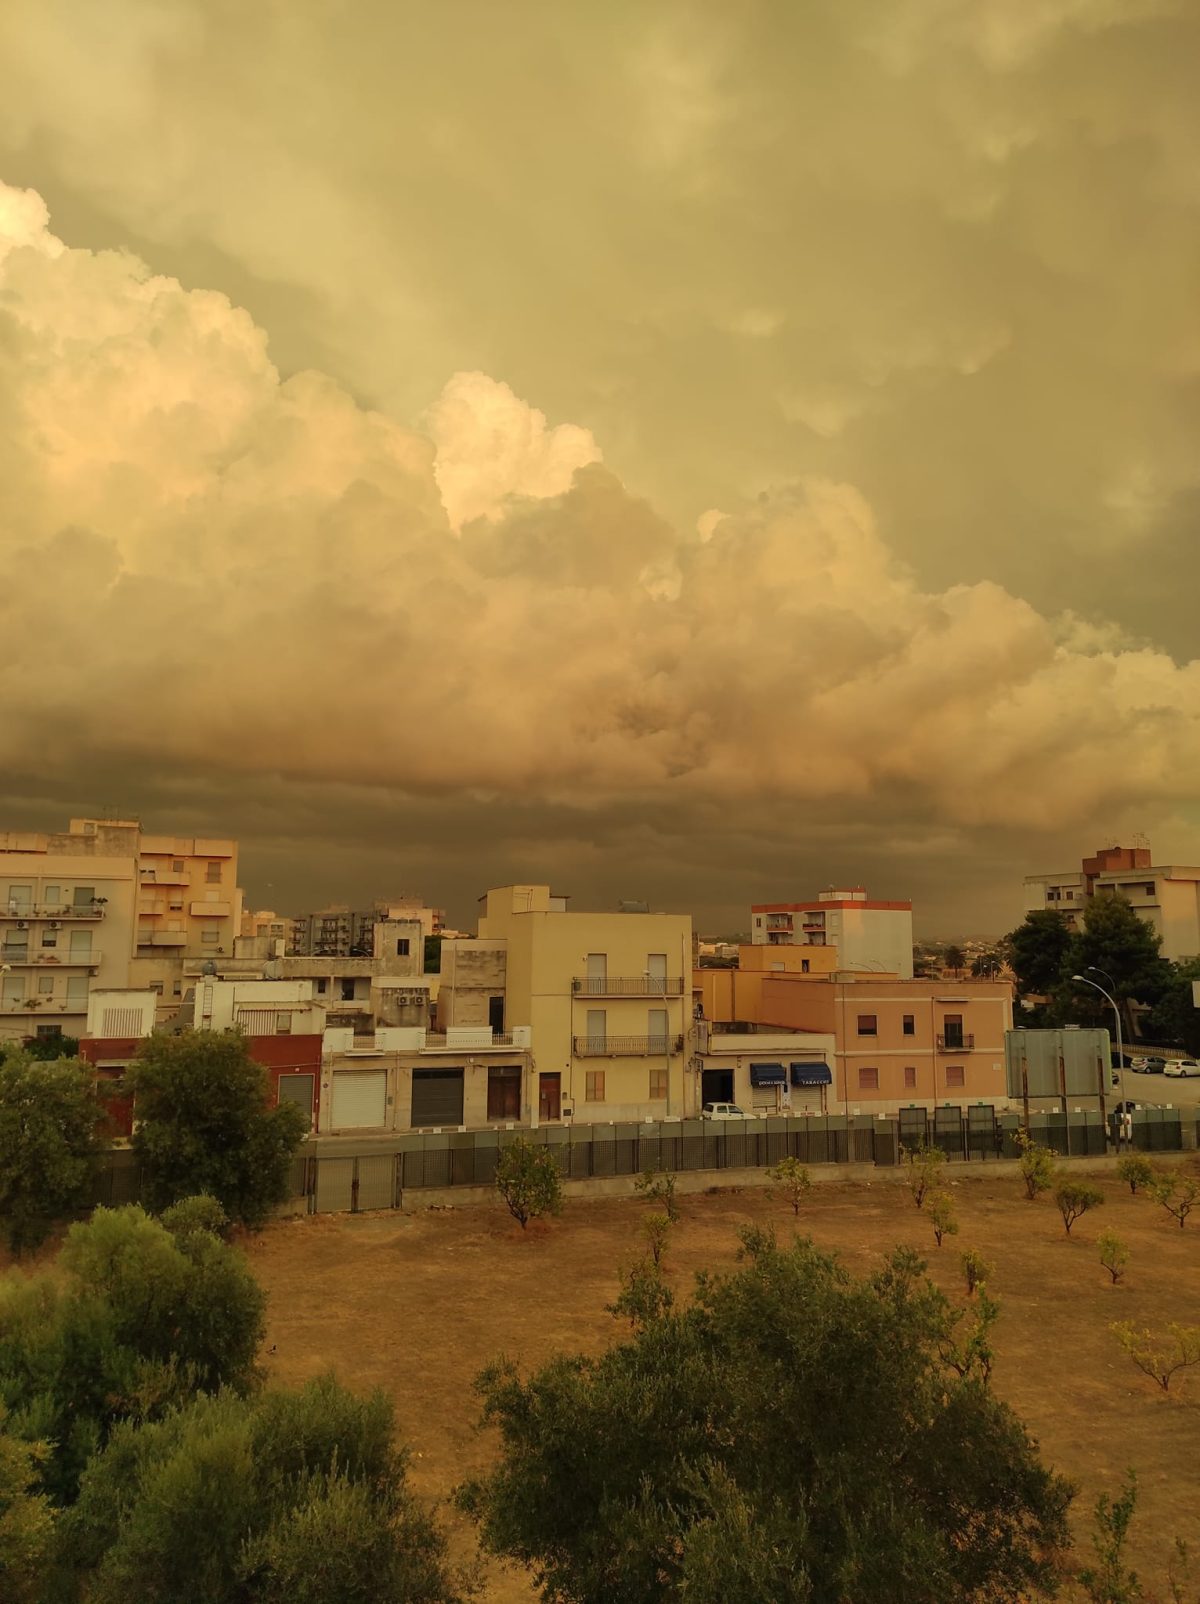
[{"xmin": 249, "ymin": 1168, "xmax": 1199, "ymax": 1601}]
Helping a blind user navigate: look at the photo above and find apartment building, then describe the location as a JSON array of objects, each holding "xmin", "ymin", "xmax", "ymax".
[
  {"xmin": 750, "ymin": 887, "xmax": 914, "ymax": 978},
  {"xmin": 698, "ymin": 968, "xmax": 1011, "ymax": 1112},
  {"xmin": 1024, "ymin": 843, "xmax": 1200, "ymax": 960},
  {"xmin": 286, "ymin": 899, "xmax": 443, "ymax": 958},
  {"xmin": 320, "ymin": 1024, "xmax": 532, "ymax": 1134},
  {"xmin": 439, "ymin": 885, "xmax": 693, "ymax": 1123}
]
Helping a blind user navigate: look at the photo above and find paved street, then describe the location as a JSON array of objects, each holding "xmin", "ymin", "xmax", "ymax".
[{"xmin": 1117, "ymin": 1067, "xmax": 1200, "ymax": 1110}]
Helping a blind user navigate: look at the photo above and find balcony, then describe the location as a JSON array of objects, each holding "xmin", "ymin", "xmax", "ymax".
[
  {"xmin": 137, "ymin": 931, "xmax": 188, "ymax": 948},
  {"xmin": 765, "ymin": 917, "xmax": 793, "ymax": 931},
  {"xmin": 139, "ymin": 870, "xmax": 191, "ymax": 887},
  {"xmin": 573, "ymin": 1034, "xmax": 685, "ymax": 1057},
  {"xmin": 571, "ymin": 976, "xmax": 685, "ymax": 996},
  {"xmin": 2, "ymin": 903, "xmax": 105, "ymax": 920},
  {"xmin": 0, "ymin": 950, "xmax": 102, "ymax": 969},
  {"xmin": 189, "ymin": 900, "xmax": 232, "ymax": 918},
  {"xmin": 936, "ymin": 1033, "xmax": 974, "ymax": 1052}
]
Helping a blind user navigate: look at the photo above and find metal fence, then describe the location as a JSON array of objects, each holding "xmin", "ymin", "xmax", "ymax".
[{"xmin": 91, "ymin": 1104, "xmax": 1197, "ymax": 1214}]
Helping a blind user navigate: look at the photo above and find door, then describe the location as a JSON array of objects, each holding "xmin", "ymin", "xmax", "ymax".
[
  {"xmin": 330, "ymin": 1069, "xmax": 387, "ymax": 1129},
  {"xmin": 701, "ymin": 1068, "xmax": 734, "ymax": 1106},
  {"xmin": 646, "ymin": 952, "xmax": 667, "ymax": 994},
  {"xmin": 648, "ymin": 1007, "xmax": 669, "ymax": 1052},
  {"xmin": 487, "ymin": 1066, "xmax": 521, "ymax": 1120},
  {"xmin": 585, "ymin": 952, "xmax": 607, "ymax": 995},
  {"xmin": 539, "ymin": 1072, "xmax": 561, "ymax": 1121},
  {"xmin": 586, "ymin": 1008, "xmax": 606, "ymax": 1050},
  {"xmin": 410, "ymin": 1068, "xmax": 465, "ymax": 1128},
  {"xmin": 68, "ymin": 930, "xmax": 93, "ymax": 960},
  {"xmin": 488, "ymin": 994, "xmax": 505, "ymax": 1033},
  {"xmin": 277, "ymin": 1073, "xmax": 315, "ymax": 1129}
]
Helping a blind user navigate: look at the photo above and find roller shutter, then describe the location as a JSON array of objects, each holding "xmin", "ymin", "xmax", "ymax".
[
  {"xmin": 411, "ymin": 1068, "xmax": 465, "ymax": 1128},
  {"xmin": 277, "ymin": 1073, "xmax": 315, "ymax": 1127},
  {"xmin": 331, "ymin": 1069, "xmax": 387, "ymax": 1130}
]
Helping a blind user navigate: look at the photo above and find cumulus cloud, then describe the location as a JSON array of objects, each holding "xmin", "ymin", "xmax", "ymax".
[{"xmin": 3, "ymin": 176, "xmax": 1200, "ymax": 908}]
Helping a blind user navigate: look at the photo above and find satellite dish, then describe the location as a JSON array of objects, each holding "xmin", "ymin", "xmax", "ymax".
[{"xmin": 200, "ymin": 960, "xmax": 217, "ymax": 977}]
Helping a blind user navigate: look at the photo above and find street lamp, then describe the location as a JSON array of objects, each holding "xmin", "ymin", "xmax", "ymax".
[{"xmin": 1072, "ymin": 973, "xmax": 1125, "ymax": 1144}]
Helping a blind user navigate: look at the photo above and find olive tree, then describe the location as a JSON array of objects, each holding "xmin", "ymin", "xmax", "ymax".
[
  {"xmin": 495, "ymin": 1137, "xmax": 562, "ymax": 1229},
  {"xmin": 1053, "ymin": 1179, "xmax": 1105, "ymax": 1236},
  {"xmin": 460, "ymin": 1233, "xmax": 1073, "ymax": 1603},
  {"xmin": 0, "ymin": 1051, "xmax": 105, "ymax": 1252}
]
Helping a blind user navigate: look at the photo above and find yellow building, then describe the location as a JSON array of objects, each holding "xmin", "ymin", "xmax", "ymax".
[
  {"xmin": 0, "ymin": 817, "xmax": 244, "ymax": 1034},
  {"xmin": 465, "ymin": 885, "xmax": 693, "ymax": 1122}
]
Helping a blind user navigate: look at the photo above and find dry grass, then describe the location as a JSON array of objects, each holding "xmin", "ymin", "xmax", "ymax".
[{"xmin": 247, "ymin": 1165, "xmax": 1200, "ymax": 1601}]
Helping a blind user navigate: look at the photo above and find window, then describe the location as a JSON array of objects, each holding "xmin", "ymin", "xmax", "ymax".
[
  {"xmin": 172, "ymin": 980, "xmax": 182, "ymax": 997},
  {"xmin": 72, "ymin": 886, "xmax": 95, "ymax": 907},
  {"xmin": 43, "ymin": 885, "xmax": 60, "ymax": 908},
  {"xmin": 149, "ymin": 982, "xmax": 164, "ymax": 996},
  {"xmin": 316, "ymin": 978, "xmax": 328, "ymax": 994},
  {"xmin": 172, "ymin": 859, "xmax": 184, "ymax": 874},
  {"xmin": 1145, "ymin": 883, "xmax": 1155, "ymax": 896},
  {"xmin": 858, "ymin": 1066, "xmax": 879, "ymax": 1090},
  {"xmin": 395, "ymin": 938, "xmax": 410, "ymax": 956},
  {"xmin": 66, "ymin": 977, "xmax": 88, "ymax": 1007},
  {"xmin": 201, "ymin": 930, "xmax": 220, "ymax": 946},
  {"xmin": 649, "ymin": 1067, "xmax": 668, "ymax": 1099},
  {"xmin": 37, "ymin": 975, "xmax": 53, "ymax": 995},
  {"xmin": 585, "ymin": 1070, "xmax": 605, "ymax": 1101},
  {"xmin": 1, "ymin": 974, "xmax": 24, "ymax": 1006},
  {"xmin": 6, "ymin": 884, "xmax": 32, "ymax": 910},
  {"xmin": 943, "ymin": 1013, "xmax": 964, "ymax": 1049},
  {"xmin": 205, "ymin": 862, "xmax": 221, "ymax": 883},
  {"xmin": 857, "ymin": 1014, "xmax": 877, "ymax": 1036},
  {"xmin": 945, "ymin": 1065, "xmax": 965, "ymax": 1088},
  {"xmin": 341, "ymin": 980, "xmax": 355, "ymax": 1001},
  {"xmin": 801, "ymin": 958, "xmax": 810, "ymax": 973},
  {"xmin": 41, "ymin": 928, "xmax": 57, "ymax": 948},
  {"xmin": 276, "ymin": 1012, "xmax": 293, "ymax": 1035},
  {"xmin": 34, "ymin": 1023, "xmax": 60, "ymax": 1038},
  {"xmin": 648, "ymin": 1007, "xmax": 669, "ymax": 1047},
  {"xmin": 903, "ymin": 1066, "xmax": 917, "ymax": 1089},
  {"xmin": 902, "ymin": 1014, "xmax": 915, "ymax": 1036},
  {"xmin": 169, "ymin": 900, "xmax": 183, "ymax": 912}
]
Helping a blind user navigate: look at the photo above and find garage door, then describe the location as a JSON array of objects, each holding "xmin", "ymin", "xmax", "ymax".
[
  {"xmin": 277, "ymin": 1074, "xmax": 315, "ymax": 1128},
  {"xmin": 411, "ymin": 1068, "xmax": 465, "ymax": 1128},
  {"xmin": 331, "ymin": 1069, "xmax": 387, "ymax": 1130}
]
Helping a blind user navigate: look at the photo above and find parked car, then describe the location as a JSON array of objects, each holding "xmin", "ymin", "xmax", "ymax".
[
  {"xmin": 702, "ymin": 1102, "xmax": 753, "ymax": 1119},
  {"xmin": 1128, "ymin": 1056, "xmax": 1149, "ymax": 1070},
  {"xmin": 1163, "ymin": 1060, "xmax": 1200, "ymax": 1078}
]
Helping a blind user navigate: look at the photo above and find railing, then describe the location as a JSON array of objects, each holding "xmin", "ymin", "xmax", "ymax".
[
  {"xmin": 571, "ymin": 976, "xmax": 685, "ymax": 996},
  {"xmin": 573, "ymin": 1034, "xmax": 685, "ymax": 1057},
  {"xmin": 2, "ymin": 949, "xmax": 101, "ymax": 967},
  {"xmin": 2, "ymin": 903, "xmax": 105, "ymax": 920},
  {"xmin": 936, "ymin": 1033, "xmax": 974, "ymax": 1052}
]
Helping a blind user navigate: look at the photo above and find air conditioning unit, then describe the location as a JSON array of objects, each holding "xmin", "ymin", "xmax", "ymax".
[{"xmin": 16, "ymin": 921, "xmax": 26, "ymax": 930}]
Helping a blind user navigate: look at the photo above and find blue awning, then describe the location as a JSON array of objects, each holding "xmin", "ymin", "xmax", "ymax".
[
  {"xmin": 750, "ymin": 1062, "xmax": 787, "ymax": 1087},
  {"xmin": 790, "ymin": 1062, "xmax": 833, "ymax": 1087}
]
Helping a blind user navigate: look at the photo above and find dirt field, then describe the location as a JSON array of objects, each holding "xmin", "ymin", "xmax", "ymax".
[{"xmin": 251, "ymin": 1166, "xmax": 1199, "ymax": 1601}]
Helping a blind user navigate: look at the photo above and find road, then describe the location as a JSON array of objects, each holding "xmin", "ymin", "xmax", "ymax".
[{"xmin": 1116, "ymin": 1067, "xmax": 1200, "ymax": 1110}]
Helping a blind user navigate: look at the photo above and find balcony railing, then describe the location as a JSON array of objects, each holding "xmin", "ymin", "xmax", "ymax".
[
  {"xmin": 2, "ymin": 903, "xmax": 105, "ymax": 920},
  {"xmin": 571, "ymin": 976, "xmax": 685, "ymax": 996},
  {"xmin": 0, "ymin": 949, "xmax": 101, "ymax": 968},
  {"xmin": 573, "ymin": 1034, "xmax": 684, "ymax": 1057},
  {"xmin": 936, "ymin": 1033, "xmax": 974, "ymax": 1052}
]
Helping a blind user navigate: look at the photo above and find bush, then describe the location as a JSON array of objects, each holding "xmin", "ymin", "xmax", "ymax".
[
  {"xmin": 1115, "ymin": 1153, "xmax": 1154, "ymax": 1196},
  {"xmin": 635, "ymin": 1165, "xmax": 679, "ymax": 1222},
  {"xmin": 495, "ymin": 1138, "xmax": 562, "ymax": 1229},
  {"xmin": 0, "ymin": 1052, "xmax": 105, "ymax": 1253},
  {"xmin": 0, "ymin": 1416, "xmax": 54, "ymax": 1604},
  {"xmin": 126, "ymin": 1031, "xmax": 308, "ymax": 1228},
  {"xmin": 642, "ymin": 1211, "xmax": 671, "ymax": 1268},
  {"xmin": 941, "ymin": 1287, "xmax": 1001, "ymax": 1383},
  {"xmin": 928, "ymin": 1192, "xmax": 958, "ymax": 1247},
  {"xmin": 1078, "ymin": 1470, "xmax": 1140, "ymax": 1604},
  {"xmin": 901, "ymin": 1140, "xmax": 946, "ymax": 1208},
  {"xmin": 1053, "ymin": 1179, "xmax": 1105, "ymax": 1236},
  {"xmin": 1097, "ymin": 1230, "xmax": 1130, "ymax": 1285},
  {"xmin": 1147, "ymin": 1171, "xmax": 1198, "ymax": 1229},
  {"xmin": 1016, "ymin": 1131, "xmax": 1055, "ymax": 1201},
  {"xmin": 961, "ymin": 1248, "xmax": 993, "ymax": 1297},
  {"xmin": 1111, "ymin": 1321, "xmax": 1200, "ymax": 1394},
  {"xmin": 767, "ymin": 1156, "xmax": 812, "ymax": 1216},
  {"xmin": 606, "ymin": 1258, "xmax": 674, "ymax": 1329}
]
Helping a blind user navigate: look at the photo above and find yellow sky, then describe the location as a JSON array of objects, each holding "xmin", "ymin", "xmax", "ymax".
[{"xmin": 1, "ymin": 1, "xmax": 1197, "ymax": 932}]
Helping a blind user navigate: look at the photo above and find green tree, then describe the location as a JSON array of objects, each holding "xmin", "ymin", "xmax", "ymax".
[
  {"xmin": 901, "ymin": 1140, "xmax": 946, "ymax": 1208},
  {"xmin": 61, "ymin": 1376, "xmax": 461, "ymax": 1604},
  {"xmin": 1006, "ymin": 910, "xmax": 1073, "ymax": 999},
  {"xmin": 1097, "ymin": 1230, "xmax": 1130, "ymax": 1285},
  {"xmin": 1147, "ymin": 1171, "xmax": 1198, "ymax": 1229},
  {"xmin": 635, "ymin": 1165, "xmax": 679, "ymax": 1222},
  {"xmin": 943, "ymin": 945, "xmax": 966, "ymax": 977},
  {"xmin": 0, "ymin": 1203, "xmax": 263, "ymax": 1502},
  {"xmin": 1111, "ymin": 1322, "xmax": 1200, "ymax": 1394},
  {"xmin": 460, "ymin": 1233, "xmax": 1073, "ymax": 1603},
  {"xmin": 495, "ymin": 1137, "xmax": 562, "ymax": 1229},
  {"xmin": 1143, "ymin": 958, "xmax": 1200, "ymax": 1055},
  {"xmin": 1065, "ymin": 895, "xmax": 1168, "ymax": 1020},
  {"xmin": 0, "ymin": 1415, "xmax": 54, "ymax": 1604},
  {"xmin": 1053, "ymin": 1179, "xmax": 1105, "ymax": 1236},
  {"xmin": 767, "ymin": 1156, "xmax": 812, "ymax": 1216},
  {"xmin": 1016, "ymin": 1130, "xmax": 1055, "ymax": 1200},
  {"xmin": 1078, "ymin": 1470, "xmax": 1141, "ymax": 1604},
  {"xmin": 126, "ymin": 1030, "xmax": 308, "ymax": 1227},
  {"xmin": 423, "ymin": 935, "xmax": 443, "ymax": 974},
  {"xmin": 960, "ymin": 1248, "xmax": 993, "ymax": 1297},
  {"xmin": 928, "ymin": 1192, "xmax": 958, "ymax": 1247},
  {"xmin": 1115, "ymin": 1154, "xmax": 1154, "ymax": 1196},
  {"xmin": 0, "ymin": 1051, "xmax": 105, "ymax": 1253},
  {"xmin": 6, "ymin": 1032, "xmax": 81, "ymax": 1062}
]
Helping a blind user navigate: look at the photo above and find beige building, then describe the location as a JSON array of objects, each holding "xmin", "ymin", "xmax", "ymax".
[
  {"xmin": 439, "ymin": 885, "xmax": 693, "ymax": 1122},
  {"xmin": 1024, "ymin": 843, "xmax": 1200, "ymax": 961},
  {"xmin": 751, "ymin": 887, "xmax": 914, "ymax": 978}
]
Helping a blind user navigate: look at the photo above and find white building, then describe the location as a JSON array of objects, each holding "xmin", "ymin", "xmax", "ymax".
[{"xmin": 750, "ymin": 888, "xmax": 914, "ymax": 979}]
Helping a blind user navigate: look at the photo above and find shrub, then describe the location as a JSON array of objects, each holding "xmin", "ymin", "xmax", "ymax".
[
  {"xmin": 0, "ymin": 1416, "xmax": 54, "ymax": 1604},
  {"xmin": 901, "ymin": 1140, "xmax": 946, "ymax": 1208},
  {"xmin": 941, "ymin": 1287, "xmax": 1001, "ymax": 1383},
  {"xmin": 1115, "ymin": 1153, "xmax": 1154, "ymax": 1196},
  {"xmin": 495, "ymin": 1138, "xmax": 562, "ymax": 1229},
  {"xmin": 1016, "ymin": 1130, "xmax": 1055, "ymax": 1200},
  {"xmin": 1148, "ymin": 1171, "xmax": 1198, "ymax": 1230},
  {"xmin": 642, "ymin": 1211, "xmax": 671, "ymax": 1268},
  {"xmin": 606, "ymin": 1258, "xmax": 674, "ymax": 1329},
  {"xmin": 767, "ymin": 1156, "xmax": 812, "ymax": 1216},
  {"xmin": 635, "ymin": 1165, "xmax": 679, "ymax": 1222},
  {"xmin": 928, "ymin": 1192, "xmax": 958, "ymax": 1247},
  {"xmin": 1111, "ymin": 1321, "xmax": 1200, "ymax": 1394},
  {"xmin": 0, "ymin": 1052, "xmax": 105, "ymax": 1253},
  {"xmin": 1053, "ymin": 1179, "xmax": 1105, "ymax": 1236},
  {"xmin": 961, "ymin": 1248, "xmax": 993, "ymax": 1297},
  {"xmin": 1078, "ymin": 1470, "xmax": 1140, "ymax": 1604},
  {"xmin": 1097, "ymin": 1230, "xmax": 1130, "ymax": 1285}
]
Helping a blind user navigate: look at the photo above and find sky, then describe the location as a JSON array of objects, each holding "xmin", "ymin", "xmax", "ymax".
[{"xmin": 1, "ymin": 0, "xmax": 1198, "ymax": 937}]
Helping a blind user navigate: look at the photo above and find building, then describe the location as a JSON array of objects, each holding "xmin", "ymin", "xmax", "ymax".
[
  {"xmin": 0, "ymin": 816, "xmax": 244, "ymax": 1042},
  {"xmin": 319, "ymin": 1025, "xmax": 532, "ymax": 1134},
  {"xmin": 750, "ymin": 888, "xmax": 914, "ymax": 978},
  {"xmin": 698, "ymin": 967, "xmax": 1012, "ymax": 1113},
  {"xmin": 240, "ymin": 908, "xmax": 290, "ymax": 948},
  {"xmin": 439, "ymin": 885, "xmax": 693, "ymax": 1123},
  {"xmin": 696, "ymin": 1028, "xmax": 836, "ymax": 1115},
  {"xmin": 286, "ymin": 898, "xmax": 444, "ymax": 958},
  {"xmin": 1024, "ymin": 843, "xmax": 1200, "ymax": 961}
]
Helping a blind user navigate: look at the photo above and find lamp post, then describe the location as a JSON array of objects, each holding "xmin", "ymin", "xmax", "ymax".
[{"xmin": 1073, "ymin": 973, "xmax": 1125, "ymax": 1147}]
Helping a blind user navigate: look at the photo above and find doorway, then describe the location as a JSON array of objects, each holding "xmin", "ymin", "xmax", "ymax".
[
  {"xmin": 701, "ymin": 1068, "xmax": 734, "ymax": 1106},
  {"xmin": 539, "ymin": 1072, "xmax": 561, "ymax": 1121}
]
